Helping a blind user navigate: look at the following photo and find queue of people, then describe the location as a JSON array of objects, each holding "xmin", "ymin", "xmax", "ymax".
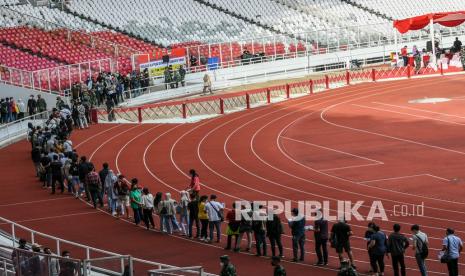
[
  {"xmin": 0, "ymin": 96, "xmax": 27, "ymax": 124},
  {"xmin": 26, "ymin": 121, "xmax": 463, "ymax": 276}
]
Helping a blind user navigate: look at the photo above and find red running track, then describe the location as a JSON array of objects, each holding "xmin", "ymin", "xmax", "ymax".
[{"xmin": 1, "ymin": 75, "xmax": 465, "ymax": 275}]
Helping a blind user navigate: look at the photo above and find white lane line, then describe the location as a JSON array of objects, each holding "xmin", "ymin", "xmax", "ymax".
[
  {"xmin": 372, "ymin": 101, "xmax": 465, "ymax": 120},
  {"xmin": 280, "ymin": 136, "xmax": 383, "ymax": 164},
  {"xmin": 320, "ymin": 163, "xmax": 382, "ymax": 172},
  {"xmin": 358, "ymin": 174, "xmax": 434, "ymax": 184},
  {"xmin": 0, "ymin": 197, "xmax": 72, "ymax": 207},
  {"xmin": 352, "ymin": 103, "xmax": 465, "ymax": 127}
]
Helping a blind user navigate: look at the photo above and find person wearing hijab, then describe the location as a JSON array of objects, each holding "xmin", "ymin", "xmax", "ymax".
[{"xmin": 105, "ymin": 170, "xmax": 118, "ymax": 216}]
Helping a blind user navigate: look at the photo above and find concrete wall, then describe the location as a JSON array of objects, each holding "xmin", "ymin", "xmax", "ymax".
[{"xmin": 0, "ymin": 83, "xmax": 58, "ymax": 108}]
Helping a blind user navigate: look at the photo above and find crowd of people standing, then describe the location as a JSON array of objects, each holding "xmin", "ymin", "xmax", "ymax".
[{"xmin": 25, "ymin": 114, "xmax": 463, "ymax": 276}]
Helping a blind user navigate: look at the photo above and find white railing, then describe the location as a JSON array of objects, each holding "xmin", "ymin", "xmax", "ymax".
[
  {"xmin": 0, "ymin": 110, "xmax": 52, "ymax": 146},
  {"xmin": 0, "ymin": 216, "xmax": 216, "ymax": 275},
  {"xmin": 0, "ymin": 58, "xmax": 114, "ymax": 94}
]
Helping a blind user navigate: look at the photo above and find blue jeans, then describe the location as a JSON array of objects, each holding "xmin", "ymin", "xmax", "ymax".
[
  {"xmin": 162, "ymin": 215, "xmax": 179, "ymax": 234},
  {"xmin": 209, "ymin": 220, "xmax": 222, "ymax": 242},
  {"xmin": 179, "ymin": 213, "xmax": 189, "ymax": 235},
  {"xmin": 415, "ymin": 254, "xmax": 427, "ymax": 276},
  {"xmin": 132, "ymin": 208, "xmax": 143, "ymax": 225}
]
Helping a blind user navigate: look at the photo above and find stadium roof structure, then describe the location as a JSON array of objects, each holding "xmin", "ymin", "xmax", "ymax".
[{"xmin": 393, "ymin": 11, "xmax": 465, "ymax": 34}]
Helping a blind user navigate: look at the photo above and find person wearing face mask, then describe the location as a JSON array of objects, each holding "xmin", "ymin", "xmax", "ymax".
[{"xmin": 219, "ymin": 255, "xmax": 236, "ymax": 276}]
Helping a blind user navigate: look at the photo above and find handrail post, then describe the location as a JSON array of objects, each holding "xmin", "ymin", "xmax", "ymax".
[
  {"xmin": 138, "ymin": 107, "xmax": 142, "ymax": 123},
  {"xmin": 285, "ymin": 83, "xmax": 290, "ymax": 98},
  {"xmin": 407, "ymin": 64, "xmax": 411, "ymax": 79},
  {"xmin": 346, "ymin": 70, "xmax": 350, "ymax": 85},
  {"xmin": 246, "ymin": 94, "xmax": 250, "ymax": 109},
  {"xmin": 325, "ymin": 75, "xmax": 329, "ymax": 89},
  {"xmin": 440, "ymin": 62, "xmax": 444, "ymax": 75},
  {"xmin": 266, "ymin": 88, "xmax": 271, "ymax": 104},
  {"xmin": 11, "ymin": 224, "xmax": 16, "ymax": 248},
  {"xmin": 309, "ymin": 79, "xmax": 313, "ymax": 94},
  {"xmin": 219, "ymin": 98, "xmax": 224, "ymax": 114},
  {"xmin": 182, "ymin": 103, "xmax": 187, "ymax": 119},
  {"xmin": 372, "ymin": 68, "xmax": 376, "ymax": 82},
  {"xmin": 128, "ymin": 256, "xmax": 134, "ymax": 276}
]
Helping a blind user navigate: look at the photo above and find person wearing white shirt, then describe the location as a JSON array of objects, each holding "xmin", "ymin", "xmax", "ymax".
[
  {"xmin": 411, "ymin": 224, "xmax": 428, "ymax": 276},
  {"xmin": 141, "ymin": 188, "xmax": 155, "ymax": 230},
  {"xmin": 205, "ymin": 194, "xmax": 224, "ymax": 243},
  {"xmin": 442, "ymin": 228, "xmax": 463, "ymax": 276}
]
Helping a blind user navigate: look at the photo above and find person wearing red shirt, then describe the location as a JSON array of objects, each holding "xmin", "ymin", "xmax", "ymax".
[
  {"xmin": 401, "ymin": 46, "xmax": 408, "ymax": 67},
  {"xmin": 225, "ymin": 202, "xmax": 241, "ymax": 250},
  {"xmin": 187, "ymin": 169, "xmax": 200, "ymax": 199}
]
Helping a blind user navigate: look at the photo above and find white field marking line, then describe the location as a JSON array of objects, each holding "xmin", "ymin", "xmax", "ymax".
[
  {"xmin": 318, "ymin": 81, "xmax": 465, "ymax": 206},
  {"xmin": 165, "ymin": 85, "xmax": 453, "ymax": 263},
  {"xmin": 133, "ymin": 117, "xmax": 449, "ymax": 272},
  {"xmin": 202, "ymin": 82, "xmax": 465, "ymax": 238},
  {"xmin": 74, "ymin": 124, "xmax": 122, "ymax": 149},
  {"xmin": 135, "ymin": 124, "xmax": 363, "ymax": 275},
  {"xmin": 0, "ymin": 211, "xmax": 100, "ymax": 224},
  {"xmin": 0, "ymin": 197, "xmax": 72, "ymax": 207},
  {"xmin": 320, "ymin": 163, "xmax": 382, "ymax": 172},
  {"xmin": 167, "ymin": 82, "xmax": 366, "ymax": 199},
  {"xmin": 358, "ymin": 174, "xmax": 443, "ymax": 184},
  {"xmin": 95, "ymin": 89, "xmax": 448, "ymax": 271},
  {"xmin": 88, "ymin": 124, "xmax": 142, "ymax": 161},
  {"xmin": 352, "ymin": 103, "xmax": 465, "ymax": 127},
  {"xmin": 115, "ymin": 124, "xmax": 164, "ymax": 175},
  {"xmin": 248, "ymin": 78, "xmax": 465, "ymax": 214},
  {"xmin": 280, "ymin": 136, "xmax": 383, "ymax": 164},
  {"xmin": 373, "ymin": 101, "xmax": 465, "ymax": 120}
]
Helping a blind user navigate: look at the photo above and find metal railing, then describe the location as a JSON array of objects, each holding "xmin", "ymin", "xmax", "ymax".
[
  {"xmin": 148, "ymin": 266, "xmax": 205, "ymax": 276},
  {"xmin": 0, "ymin": 216, "xmax": 216, "ymax": 275},
  {"xmin": 0, "ymin": 110, "xmax": 52, "ymax": 146},
  {"xmin": 0, "ymin": 58, "xmax": 114, "ymax": 94}
]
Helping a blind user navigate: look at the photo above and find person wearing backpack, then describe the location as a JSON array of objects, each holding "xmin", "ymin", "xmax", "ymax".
[
  {"xmin": 441, "ymin": 228, "xmax": 463, "ymax": 276},
  {"xmin": 205, "ymin": 194, "xmax": 224, "ymax": 243},
  {"xmin": 115, "ymin": 175, "xmax": 131, "ymax": 219},
  {"xmin": 368, "ymin": 225, "xmax": 387, "ymax": 276},
  {"xmin": 411, "ymin": 224, "xmax": 428, "ymax": 276},
  {"xmin": 266, "ymin": 212, "xmax": 284, "ymax": 258},
  {"xmin": 387, "ymin": 224, "xmax": 409, "ymax": 276}
]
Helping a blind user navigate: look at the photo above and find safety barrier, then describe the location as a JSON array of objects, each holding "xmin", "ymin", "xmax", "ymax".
[{"xmin": 94, "ymin": 64, "xmax": 463, "ymax": 123}]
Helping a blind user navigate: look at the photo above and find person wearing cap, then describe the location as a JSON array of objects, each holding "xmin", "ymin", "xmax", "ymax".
[
  {"xmin": 441, "ymin": 228, "xmax": 463, "ymax": 276},
  {"xmin": 271, "ymin": 256, "xmax": 286, "ymax": 276},
  {"xmin": 219, "ymin": 255, "xmax": 236, "ymax": 276}
]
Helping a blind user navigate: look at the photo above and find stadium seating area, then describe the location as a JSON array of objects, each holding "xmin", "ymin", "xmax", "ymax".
[
  {"xmin": 1, "ymin": 0, "xmax": 465, "ymax": 93},
  {"xmin": 351, "ymin": 0, "xmax": 465, "ymax": 20}
]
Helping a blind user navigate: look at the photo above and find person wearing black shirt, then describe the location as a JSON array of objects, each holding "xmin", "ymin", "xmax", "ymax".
[
  {"xmin": 99, "ymin": 163, "xmax": 109, "ymax": 199},
  {"xmin": 50, "ymin": 155, "xmax": 64, "ymax": 194},
  {"xmin": 27, "ymin": 95, "xmax": 36, "ymax": 116},
  {"xmin": 388, "ymin": 224, "xmax": 410, "ymax": 276},
  {"xmin": 78, "ymin": 156, "xmax": 93, "ymax": 200},
  {"xmin": 331, "ymin": 219, "xmax": 355, "ymax": 268},
  {"xmin": 453, "ymin": 37, "xmax": 462, "ymax": 53},
  {"xmin": 39, "ymin": 153, "xmax": 52, "ymax": 188},
  {"xmin": 266, "ymin": 213, "xmax": 284, "ymax": 258},
  {"xmin": 187, "ymin": 193, "xmax": 199, "ymax": 238},
  {"xmin": 314, "ymin": 214, "xmax": 329, "ymax": 266}
]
